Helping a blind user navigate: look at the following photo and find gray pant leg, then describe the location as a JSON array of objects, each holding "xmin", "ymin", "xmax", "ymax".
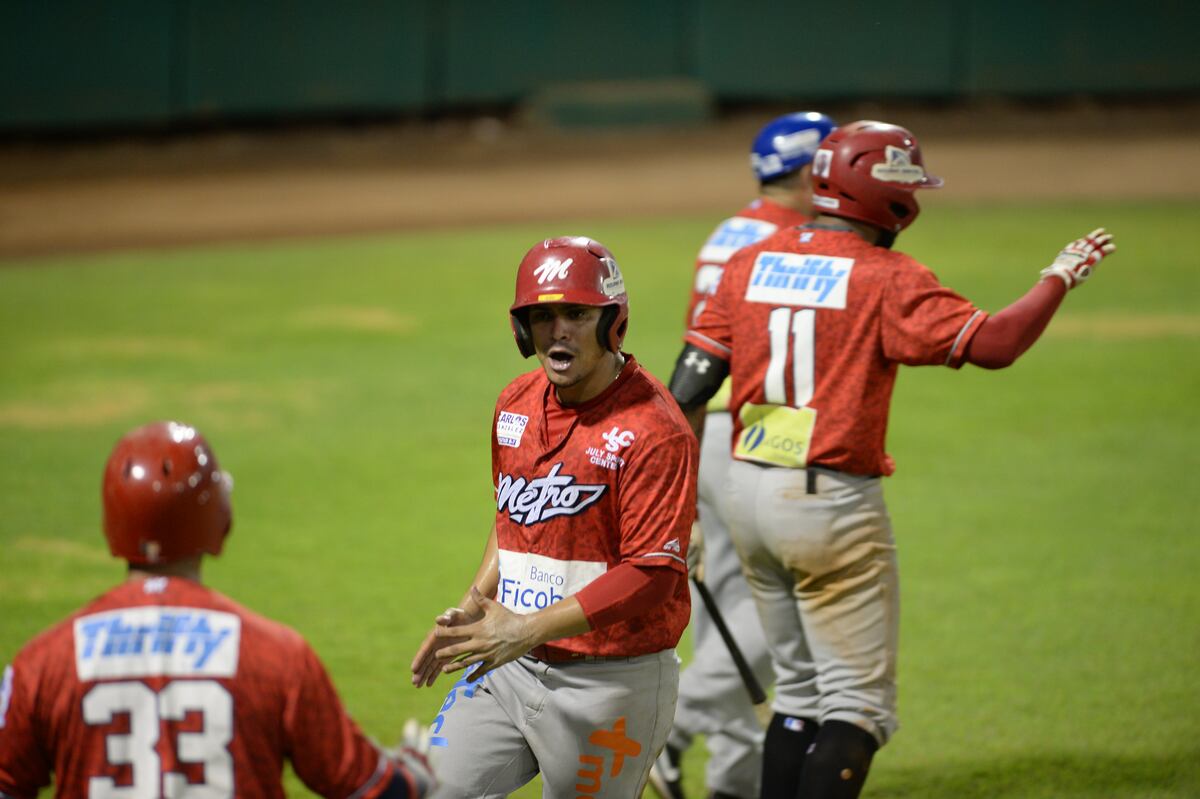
[
  {"xmin": 672, "ymin": 412, "xmax": 775, "ymax": 797},
  {"xmin": 529, "ymin": 651, "xmax": 679, "ymax": 798},
  {"xmin": 426, "ymin": 664, "xmax": 541, "ymax": 798},
  {"xmin": 727, "ymin": 461, "xmax": 900, "ymax": 747}
]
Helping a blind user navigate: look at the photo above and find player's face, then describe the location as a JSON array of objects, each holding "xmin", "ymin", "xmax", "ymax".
[{"xmin": 528, "ymin": 303, "xmax": 618, "ymax": 405}]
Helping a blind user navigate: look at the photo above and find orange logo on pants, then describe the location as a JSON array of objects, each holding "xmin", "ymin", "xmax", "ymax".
[{"xmin": 575, "ymin": 717, "xmax": 642, "ymax": 795}]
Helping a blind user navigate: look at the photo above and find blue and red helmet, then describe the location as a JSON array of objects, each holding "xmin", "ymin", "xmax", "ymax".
[{"xmin": 751, "ymin": 111, "xmax": 838, "ymax": 182}]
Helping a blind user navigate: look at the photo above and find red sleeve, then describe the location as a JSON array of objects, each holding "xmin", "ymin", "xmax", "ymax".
[
  {"xmin": 284, "ymin": 643, "xmax": 401, "ymax": 799},
  {"xmin": 881, "ymin": 261, "xmax": 988, "ymax": 369},
  {"xmin": 964, "ymin": 278, "xmax": 1066, "ymax": 369},
  {"xmin": 574, "ymin": 563, "xmax": 682, "ymax": 629},
  {"xmin": 0, "ymin": 660, "xmax": 51, "ymax": 799},
  {"xmin": 615, "ymin": 429, "xmax": 697, "ymax": 570}
]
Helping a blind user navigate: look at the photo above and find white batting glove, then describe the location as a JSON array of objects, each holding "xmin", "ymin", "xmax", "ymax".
[
  {"xmin": 387, "ymin": 719, "xmax": 437, "ymax": 797},
  {"xmin": 1040, "ymin": 228, "xmax": 1115, "ymax": 290}
]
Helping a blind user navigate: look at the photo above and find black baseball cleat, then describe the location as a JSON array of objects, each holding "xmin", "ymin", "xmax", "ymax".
[{"xmin": 647, "ymin": 744, "xmax": 686, "ymax": 799}]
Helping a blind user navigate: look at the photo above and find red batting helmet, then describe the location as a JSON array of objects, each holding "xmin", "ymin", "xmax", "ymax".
[
  {"xmin": 102, "ymin": 421, "xmax": 232, "ymax": 566},
  {"xmin": 509, "ymin": 236, "xmax": 629, "ymax": 358},
  {"xmin": 810, "ymin": 120, "xmax": 943, "ymax": 235}
]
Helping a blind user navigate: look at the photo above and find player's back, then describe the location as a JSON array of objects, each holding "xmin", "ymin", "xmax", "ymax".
[
  {"xmin": 688, "ymin": 199, "xmax": 810, "ymax": 325},
  {"xmin": 1, "ymin": 576, "xmax": 375, "ymax": 799},
  {"xmin": 690, "ymin": 226, "xmax": 984, "ymax": 476}
]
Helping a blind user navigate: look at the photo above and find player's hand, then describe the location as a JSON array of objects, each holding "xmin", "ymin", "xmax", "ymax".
[
  {"xmin": 1040, "ymin": 228, "xmax": 1115, "ymax": 290},
  {"xmin": 434, "ymin": 587, "xmax": 535, "ymax": 681},
  {"xmin": 387, "ymin": 718, "xmax": 437, "ymax": 797},
  {"xmin": 686, "ymin": 518, "xmax": 705, "ymax": 583},
  {"xmin": 410, "ymin": 599, "xmax": 483, "ymax": 688}
]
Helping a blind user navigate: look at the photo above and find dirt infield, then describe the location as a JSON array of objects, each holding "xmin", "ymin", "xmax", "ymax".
[{"xmin": 2, "ymin": 102, "xmax": 1197, "ymax": 260}]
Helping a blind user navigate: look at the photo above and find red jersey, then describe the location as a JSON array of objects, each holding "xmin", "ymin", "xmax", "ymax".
[
  {"xmin": 686, "ymin": 198, "xmax": 811, "ymax": 326},
  {"xmin": 491, "ymin": 354, "xmax": 698, "ymax": 659},
  {"xmin": 686, "ymin": 226, "xmax": 987, "ymax": 477},
  {"xmin": 0, "ymin": 577, "xmax": 404, "ymax": 799}
]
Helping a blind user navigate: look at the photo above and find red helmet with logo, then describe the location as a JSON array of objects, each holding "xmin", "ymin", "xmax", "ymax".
[
  {"xmin": 810, "ymin": 120, "xmax": 943, "ymax": 235},
  {"xmin": 509, "ymin": 236, "xmax": 629, "ymax": 358},
  {"xmin": 102, "ymin": 421, "xmax": 232, "ymax": 565}
]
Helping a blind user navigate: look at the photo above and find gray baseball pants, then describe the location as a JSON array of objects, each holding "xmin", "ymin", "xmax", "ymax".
[
  {"xmin": 427, "ymin": 650, "xmax": 679, "ymax": 798},
  {"xmin": 669, "ymin": 411, "xmax": 775, "ymax": 797},
  {"xmin": 726, "ymin": 458, "xmax": 899, "ymax": 747}
]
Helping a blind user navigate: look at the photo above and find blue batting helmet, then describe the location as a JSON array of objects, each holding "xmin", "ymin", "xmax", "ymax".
[{"xmin": 751, "ymin": 112, "xmax": 838, "ymax": 181}]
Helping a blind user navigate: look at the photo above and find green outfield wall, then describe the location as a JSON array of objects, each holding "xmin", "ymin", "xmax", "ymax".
[{"xmin": 2, "ymin": 0, "xmax": 1196, "ymax": 131}]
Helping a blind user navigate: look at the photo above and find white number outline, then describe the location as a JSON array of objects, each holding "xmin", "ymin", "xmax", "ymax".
[
  {"xmin": 764, "ymin": 307, "xmax": 815, "ymax": 407},
  {"xmin": 82, "ymin": 679, "xmax": 234, "ymax": 798}
]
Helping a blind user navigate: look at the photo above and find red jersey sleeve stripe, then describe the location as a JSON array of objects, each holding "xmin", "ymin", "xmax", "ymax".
[
  {"xmin": 945, "ymin": 309, "xmax": 987, "ymax": 367},
  {"xmin": 684, "ymin": 331, "xmax": 732, "ymax": 358},
  {"xmin": 636, "ymin": 552, "xmax": 687, "ymax": 567}
]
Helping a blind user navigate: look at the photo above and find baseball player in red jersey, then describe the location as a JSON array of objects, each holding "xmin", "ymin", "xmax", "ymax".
[
  {"xmin": 0, "ymin": 421, "xmax": 434, "ymax": 799},
  {"xmin": 654, "ymin": 112, "xmax": 836, "ymax": 799},
  {"xmin": 668, "ymin": 121, "xmax": 1115, "ymax": 799},
  {"xmin": 409, "ymin": 236, "xmax": 698, "ymax": 797}
]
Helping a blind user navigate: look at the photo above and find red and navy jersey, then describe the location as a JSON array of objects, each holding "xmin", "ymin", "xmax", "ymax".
[
  {"xmin": 0, "ymin": 577, "xmax": 406, "ymax": 799},
  {"xmin": 686, "ymin": 198, "xmax": 811, "ymax": 326},
  {"xmin": 687, "ymin": 227, "xmax": 987, "ymax": 477},
  {"xmin": 491, "ymin": 354, "xmax": 698, "ymax": 658}
]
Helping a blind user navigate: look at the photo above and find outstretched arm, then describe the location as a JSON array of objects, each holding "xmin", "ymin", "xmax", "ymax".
[{"xmin": 966, "ymin": 228, "xmax": 1115, "ymax": 369}]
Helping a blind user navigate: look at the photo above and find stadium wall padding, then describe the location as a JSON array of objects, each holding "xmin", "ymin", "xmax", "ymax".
[{"xmin": 1, "ymin": 0, "xmax": 1196, "ymax": 131}]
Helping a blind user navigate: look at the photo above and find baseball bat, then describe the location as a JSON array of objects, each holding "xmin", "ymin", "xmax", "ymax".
[{"xmin": 691, "ymin": 576, "xmax": 768, "ymax": 705}]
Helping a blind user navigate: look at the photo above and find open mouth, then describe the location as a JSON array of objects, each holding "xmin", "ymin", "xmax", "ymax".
[{"xmin": 547, "ymin": 347, "xmax": 576, "ymax": 373}]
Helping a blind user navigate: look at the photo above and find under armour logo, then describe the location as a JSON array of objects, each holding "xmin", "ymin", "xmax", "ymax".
[
  {"xmin": 684, "ymin": 351, "xmax": 711, "ymax": 374},
  {"xmin": 534, "ymin": 257, "xmax": 573, "ymax": 284}
]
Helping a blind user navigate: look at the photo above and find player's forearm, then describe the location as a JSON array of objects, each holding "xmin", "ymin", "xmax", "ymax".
[
  {"xmin": 459, "ymin": 523, "xmax": 500, "ymax": 608},
  {"xmin": 521, "ymin": 595, "xmax": 592, "ymax": 646},
  {"xmin": 964, "ymin": 278, "xmax": 1066, "ymax": 369}
]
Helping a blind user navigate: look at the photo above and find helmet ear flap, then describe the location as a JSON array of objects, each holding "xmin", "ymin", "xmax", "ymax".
[
  {"xmin": 511, "ymin": 311, "xmax": 534, "ymax": 358},
  {"xmin": 597, "ymin": 306, "xmax": 619, "ymax": 352}
]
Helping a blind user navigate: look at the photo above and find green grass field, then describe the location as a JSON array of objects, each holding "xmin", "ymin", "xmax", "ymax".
[{"xmin": 2, "ymin": 200, "xmax": 1198, "ymax": 798}]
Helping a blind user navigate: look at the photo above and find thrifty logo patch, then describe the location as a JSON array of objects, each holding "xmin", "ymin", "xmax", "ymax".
[{"xmin": 745, "ymin": 252, "xmax": 853, "ymax": 309}]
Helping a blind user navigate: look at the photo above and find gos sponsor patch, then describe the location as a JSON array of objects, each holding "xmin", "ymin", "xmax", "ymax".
[
  {"xmin": 497, "ymin": 550, "xmax": 607, "ymax": 614},
  {"xmin": 496, "ymin": 411, "xmax": 530, "ymax": 448},
  {"xmin": 74, "ymin": 607, "xmax": 241, "ymax": 680},
  {"xmin": 745, "ymin": 252, "xmax": 853, "ymax": 309},
  {"xmin": 734, "ymin": 403, "xmax": 817, "ymax": 469}
]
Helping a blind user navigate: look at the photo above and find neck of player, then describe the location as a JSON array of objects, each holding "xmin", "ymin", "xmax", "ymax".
[
  {"xmin": 557, "ymin": 351, "xmax": 625, "ymax": 406},
  {"xmin": 127, "ymin": 555, "xmax": 203, "ymax": 584},
  {"xmin": 813, "ymin": 214, "xmax": 887, "ymax": 245}
]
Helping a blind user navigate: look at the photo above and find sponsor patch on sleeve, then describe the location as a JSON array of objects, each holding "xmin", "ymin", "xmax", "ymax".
[
  {"xmin": 496, "ymin": 411, "xmax": 530, "ymax": 448},
  {"xmin": 745, "ymin": 252, "xmax": 853, "ymax": 309},
  {"xmin": 73, "ymin": 607, "xmax": 241, "ymax": 680},
  {"xmin": 496, "ymin": 550, "xmax": 607, "ymax": 614}
]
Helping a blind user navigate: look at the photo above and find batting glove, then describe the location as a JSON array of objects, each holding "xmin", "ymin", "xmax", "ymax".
[
  {"xmin": 1040, "ymin": 228, "xmax": 1115, "ymax": 290},
  {"xmin": 387, "ymin": 719, "xmax": 437, "ymax": 797}
]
